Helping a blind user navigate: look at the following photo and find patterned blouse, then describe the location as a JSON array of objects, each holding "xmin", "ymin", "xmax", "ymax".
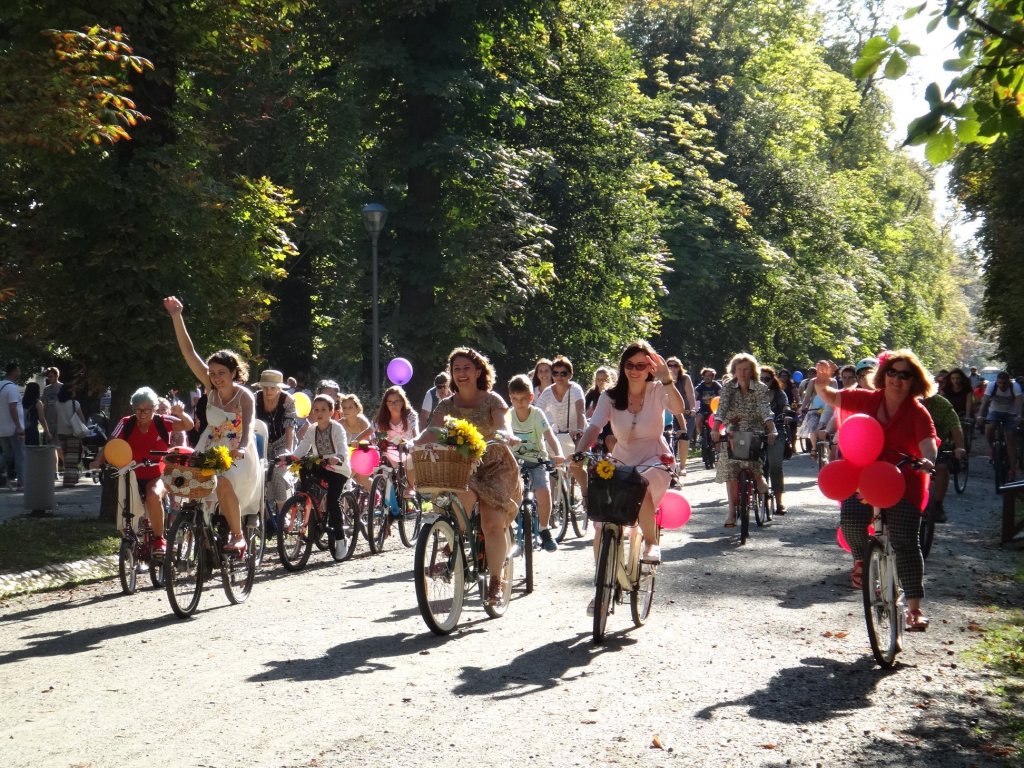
[{"xmin": 717, "ymin": 379, "xmax": 773, "ymax": 433}]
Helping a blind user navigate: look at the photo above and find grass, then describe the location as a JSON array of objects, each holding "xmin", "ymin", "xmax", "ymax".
[{"xmin": 0, "ymin": 517, "xmax": 120, "ymax": 574}]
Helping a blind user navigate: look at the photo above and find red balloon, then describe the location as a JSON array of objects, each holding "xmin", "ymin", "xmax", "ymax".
[
  {"xmin": 836, "ymin": 526, "xmax": 851, "ymax": 553},
  {"xmin": 707, "ymin": 415, "xmax": 715, "ymax": 430},
  {"xmin": 817, "ymin": 459, "xmax": 861, "ymax": 501},
  {"xmin": 837, "ymin": 414, "xmax": 885, "ymax": 467},
  {"xmin": 656, "ymin": 490, "xmax": 692, "ymax": 529},
  {"xmin": 858, "ymin": 460, "xmax": 906, "ymax": 508}
]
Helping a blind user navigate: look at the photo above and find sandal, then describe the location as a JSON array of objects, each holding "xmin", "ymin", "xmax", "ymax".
[
  {"xmin": 485, "ymin": 575, "xmax": 505, "ymax": 608},
  {"xmin": 724, "ymin": 519, "xmax": 736, "ymax": 528},
  {"xmin": 850, "ymin": 559, "xmax": 863, "ymax": 590},
  {"xmin": 775, "ymin": 505, "xmax": 786, "ymax": 516},
  {"xmin": 906, "ymin": 608, "xmax": 930, "ymax": 632},
  {"xmin": 223, "ymin": 534, "xmax": 247, "ymax": 555}
]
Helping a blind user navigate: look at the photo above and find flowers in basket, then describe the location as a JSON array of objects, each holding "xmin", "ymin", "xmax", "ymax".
[
  {"xmin": 166, "ymin": 446, "xmax": 233, "ymax": 473},
  {"xmin": 435, "ymin": 417, "xmax": 486, "ymax": 461},
  {"xmin": 594, "ymin": 458, "xmax": 616, "ymax": 480},
  {"xmin": 289, "ymin": 455, "xmax": 323, "ymax": 476}
]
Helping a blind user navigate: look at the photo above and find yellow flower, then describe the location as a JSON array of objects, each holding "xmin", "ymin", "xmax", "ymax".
[{"xmin": 595, "ymin": 459, "xmax": 615, "ymax": 480}]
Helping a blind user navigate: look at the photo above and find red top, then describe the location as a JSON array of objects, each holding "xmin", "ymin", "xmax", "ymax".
[
  {"xmin": 839, "ymin": 389, "xmax": 936, "ymax": 510},
  {"xmin": 111, "ymin": 415, "xmax": 174, "ymax": 480}
]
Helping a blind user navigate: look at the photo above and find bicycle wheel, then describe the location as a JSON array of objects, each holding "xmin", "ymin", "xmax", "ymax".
[
  {"xmin": 701, "ymin": 431, "xmax": 715, "ymax": 469},
  {"xmin": 398, "ymin": 493, "xmax": 424, "ymax": 548},
  {"xmin": 993, "ymin": 440, "xmax": 1008, "ymax": 492},
  {"xmin": 738, "ymin": 479, "xmax": 751, "ymax": 545},
  {"xmin": 222, "ymin": 516, "xmax": 257, "ymax": 604},
  {"xmin": 369, "ymin": 475, "xmax": 390, "ymax": 554},
  {"xmin": 593, "ymin": 527, "xmax": 617, "ymax": 643},
  {"xmin": 413, "ymin": 518, "xmax": 465, "ymax": 635},
  {"xmin": 919, "ymin": 516, "xmax": 935, "ymax": 560},
  {"xmin": 277, "ymin": 495, "xmax": 313, "ymax": 572},
  {"xmin": 118, "ymin": 540, "xmax": 137, "ymax": 595},
  {"xmin": 149, "ymin": 547, "xmax": 165, "ymax": 589},
  {"xmin": 569, "ymin": 475, "xmax": 587, "ymax": 537},
  {"xmin": 953, "ymin": 452, "xmax": 969, "ymax": 494},
  {"xmin": 754, "ymin": 491, "xmax": 768, "ymax": 527},
  {"xmin": 328, "ymin": 491, "xmax": 359, "ymax": 562},
  {"xmin": 630, "ymin": 564, "xmax": 656, "ymax": 627},
  {"xmin": 251, "ymin": 505, "xmax": 266, "ymax": 567},
  {"xmin": 551, "ymin": 474, "xmax": 570, "ymax": 543},
  {"xmin": 862, "ymin": 538, "xmax": 903, "ymax": 668},
  {"xmin": 515, "ymin": 502, "xmax": 535, "ymax": 595},
  {"xmin": 482, "ymin": 528, "xmax": 514, "ymax": 618},
  {"xmin": 165, "ymin": 512, "xmax": 204, "ymax": 619},
  {"xmin": 816, "ymin": 442, "xmax": 827, "ymax": 469}
]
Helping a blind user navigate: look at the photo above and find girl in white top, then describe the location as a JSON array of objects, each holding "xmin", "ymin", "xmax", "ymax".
[{"xmin": 292, "ymin": 395, "xmax": 352, "ymax": 537}]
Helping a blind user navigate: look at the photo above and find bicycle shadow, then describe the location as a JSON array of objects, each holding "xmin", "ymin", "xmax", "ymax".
[
  {"xmin": 695, "ymin": 656, "xmax": 886, "ymax": 724},
  {"xmin": 246, "ymin": 627, "xmax": 485, "ymax": 683},
  {"xmin": 0, "ymin": 614, "xmax": 171, "ymax": 666},
  {"xmin": 452, "ymin": 631, "xmax": 628, "ymax": 699},
  {"xmin": 0, "ymin": 590, "xmax": 124, "ymax": 626}
]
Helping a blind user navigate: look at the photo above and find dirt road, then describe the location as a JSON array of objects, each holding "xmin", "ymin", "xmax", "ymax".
[{"xmin": 0, "ymin": 453, "xmax": 1018, "ymax": 767}]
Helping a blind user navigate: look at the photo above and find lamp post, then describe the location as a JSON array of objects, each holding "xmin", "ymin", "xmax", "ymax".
[{"xmin": 361, "ymin": 203, "xmax": 388, "ymax": 399}]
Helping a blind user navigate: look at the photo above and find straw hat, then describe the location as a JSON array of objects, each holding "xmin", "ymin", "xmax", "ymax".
[{"xmin": 255, "ymin": 369, "xmax": 289, "ymax": 389}]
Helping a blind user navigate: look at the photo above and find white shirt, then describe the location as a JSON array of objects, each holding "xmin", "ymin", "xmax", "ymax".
[
  {"xmin": 537, "ymin": 382, "xmax": 586, "ymax": 434},
  {"xmin": 0, "ymin": 379, "xmax": 22, "ymax": 436}
]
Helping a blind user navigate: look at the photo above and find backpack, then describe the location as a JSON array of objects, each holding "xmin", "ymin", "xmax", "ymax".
[{"xmin": 121, "ymin": 414, "xmax": 169, "ymax": 443}]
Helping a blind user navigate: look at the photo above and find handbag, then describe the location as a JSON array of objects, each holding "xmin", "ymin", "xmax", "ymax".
[
  {"xmin": 69, "ymin": 401, "xmax": 89, "ymax": 439},
  {"xmin": 728, "ymin": 430, "xmax": 762, "ymax": 461}
]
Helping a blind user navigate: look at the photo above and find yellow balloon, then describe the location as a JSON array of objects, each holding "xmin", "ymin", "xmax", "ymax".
[
  {"xmin": 710, "ymin": 396, "xmax": 721, "ymax": 413},
  {"xmin": 293, "ymin": 391, "xmax": 311, "ymax": 419},
  {"xmin": 105, "ymin": 437, "xmax": 133, "ymax": 469}
]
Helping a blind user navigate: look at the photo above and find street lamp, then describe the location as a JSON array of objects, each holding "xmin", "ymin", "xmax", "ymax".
[{"xmin": 361, "ymin": 202, "xmax": 388, "ymax": 399}]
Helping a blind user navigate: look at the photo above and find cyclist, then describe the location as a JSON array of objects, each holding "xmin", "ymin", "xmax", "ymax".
[
  {"xmin": 356, "ymin": 385, "xmax": 419, "ymax": 490},
  {"xmin": 817, "ymin": 365, "xmax": 859, "ymax": 461},
  {"xmin": 812, "ymin": 351, "xmax": 937, "ymax": 632},
  {"xmin": 92, "ymin": 386, "xmax": 194, "ymax": 554},
  {"xmin": 979, "ymin": 371, "xmax": 1022, "ymax": 481},
  {"xmin": 254, "ymin": 369, "xmax": 297, "ymax": 513},
  {"xmin": 585, "ymin": 366, "xmax": 616, "ymax": 453},
  {"xmin": 940, "ymin": 367, "xmax": 976, "ymax": 423},
  {"xmin": 339, "ymin": 393, "xmax": 372, "ymax": 445},
  {"xmin": 922, "ymin": 390, "xmax": 966, "ymax": 523},
  {"xmin": 508, "ymin": 374, "xmax": 564, "ymax": 551},
  {"xmin": 418, "ymin": 372, "xmax": 451, "ymax": 427},
  {"xmin": 418, "ymin": 347, "xmax": 523, "ymax": 607},
  {"xmin": 666, "ymin": 357, "xmax": 696, "ymax": 475},
  {"xmin": 291, "ymin": 394, "xmax": 352, "ymax": 534},
  {"xmin": 760, "ymin": 366, "xmax": 790, "ymax": 514},
  {"xmin": 572, "ymin": 341, "xmax": 684, "ymax": 569},
  {"xmin": 694, "ymin": 368, "xmax": 722, "ymax": 450},
  {"xmin": 715, "ymin": 353, "xmax": 778, "ymax": 527},
  {"xmin": 530, "ymin": 358, "xmax": 554, "ymax": 397},
  {"xmin": 538, "ymin": 355, "xmax": 588, "ymax": 512}
]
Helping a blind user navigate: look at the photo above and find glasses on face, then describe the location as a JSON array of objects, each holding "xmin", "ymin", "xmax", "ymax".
[
  {"xmin": 667, "ymin": 363, "xmax": 680, "ymax": 369},
  {"xmin": 552, "ymin": 370, "xmax": 569, "ymax": 378},
  {"xmin": 386, "ymin": 399, "xmax": 403, "ymax": 406},
  {"xmin": 623, "ymin": 361, "xmax": 648, "ymax": 372},
  {"xmin": 135, "ymin": 407, "xmax": 153, "ymax": 415},
  {"xmin": 761, "ymin": 375, "xmax": 773, "ymax": 382},
  {"xmin": 885, "ymin": 368, "xmax": 913, "ymax": 381}
]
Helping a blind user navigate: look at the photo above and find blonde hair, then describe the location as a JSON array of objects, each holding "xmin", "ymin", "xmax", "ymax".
[{"xmin": 727, "ymin": 352, "xmax": 760, "ymax": 380}]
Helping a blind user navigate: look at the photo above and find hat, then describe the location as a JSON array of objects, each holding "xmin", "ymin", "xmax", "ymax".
[
  {"xmin": 855, "ymin": 358, "xmax": 878, "ymax": 373},
  {"xmin": 255, "ymin": 369, "xmax": 289, "ymax": 389}
]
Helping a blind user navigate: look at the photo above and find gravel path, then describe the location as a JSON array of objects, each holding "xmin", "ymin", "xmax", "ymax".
[{"xmin": 0, "ymin": 451, "xmax": 1019, "ymax": 767}]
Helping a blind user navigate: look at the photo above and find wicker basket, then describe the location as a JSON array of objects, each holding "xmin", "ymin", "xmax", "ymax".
[
  {"xmin": 411, "ymin": 444, "xmax": 478, "ymax": 494},
  {"xmin": 162, "ymin": 465, "xmax": 218, "ymax": 500}
]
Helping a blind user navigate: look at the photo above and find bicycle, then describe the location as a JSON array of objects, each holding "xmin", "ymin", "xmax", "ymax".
[
  {"xmin": 107, "ymin": 458, "xmax": 166, "ymax": 594},
  {"xmin": 698, "ymin": 417, "xmax": 717, "ymax": 470},
  {"xmin": 951, "ymin": 417, "xmax": 972, "ymax": 495},
  {"xmin": 513, "ymin": 459, "xmax": 545, "ymax": 595},
  {"xmin": 366, "ymin": 441, "xmax": 424, "ymax": 553},
  {"xmin": 862, "ymin": 455, "xmax": 934, "ymax": 668},
  {"xmin": 815, "ymin": 435, "xmax": 832, "ymax": 469},
  {"xmin": 413, "ymin": 481, "xmax": 515, "ymax": 636},
  {"xmin": 728, "ymin": 432, "xmax": 768, "ymax": 545},
  {"xmin": 549, "ymin": 462, "xmax": 586, "ymax": 542},
  {"xmin": 755, "ymin": 441, "xmax": 776, "ymax": 527},
  {"xmin": 989, "ymin": 418, "xmax": 1010, "ymax": 492},
  {"xmin": 162, "ymin": 458, "xmax": 259, "ymax": 618},
  {"xmin": 277, "ymin": 457, "xmax": 358, "ymax": 570},
  {"xmin": 578, "ymin": 453, "xmax": 671, "ymax": 643}
]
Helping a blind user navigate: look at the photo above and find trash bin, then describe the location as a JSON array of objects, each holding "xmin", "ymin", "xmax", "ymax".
[{"xmin": 23, "ymin": 445, "xmax": 57, "ymax": 514}]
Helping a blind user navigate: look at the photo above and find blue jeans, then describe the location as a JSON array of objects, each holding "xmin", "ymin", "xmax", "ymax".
[{"xmin": 0, "ymin": 434, "xmax": 25, "ymax": 485}]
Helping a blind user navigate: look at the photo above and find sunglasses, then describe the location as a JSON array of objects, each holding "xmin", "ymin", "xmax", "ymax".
[
  {"xmin": 760, "ymin": 375, "xmax": 773, "ymax": 382},
  {"xmin": 552, "ymin": 370, "xmax": 570, "ymax": 378},
  {"xmin": 885, "ymin": 368, "xmax": 914, "ymax": 381},
  {"xmin": 623, "ymin": 362, "xmax": 649, "ymax": 371}
]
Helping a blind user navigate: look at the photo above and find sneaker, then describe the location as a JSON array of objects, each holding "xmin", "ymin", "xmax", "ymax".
[
  {"xmin": 539, "ymin": 529, "xmax": 557, "ymax": 552},
  {"xmin": 641, "ymin": 543, "xmax": 661, "ymax": 564},
  {"xmin": 151, "ymin": 537, "xmax": 167, "ymax": 556}
]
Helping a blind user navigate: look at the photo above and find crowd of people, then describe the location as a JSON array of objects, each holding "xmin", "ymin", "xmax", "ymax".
[{"xmin": 2, "ymin": 297, "xmax": 1020, "ymax": 624}]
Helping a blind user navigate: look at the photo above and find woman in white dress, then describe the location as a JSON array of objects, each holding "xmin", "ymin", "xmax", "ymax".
[{"xmin": 163, "ymin": 296, "xmax": 261, "ymax": 553}]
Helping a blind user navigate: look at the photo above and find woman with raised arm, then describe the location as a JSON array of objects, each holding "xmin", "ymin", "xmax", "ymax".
[
  {"xmin": 164, "ymin": 296, "xmax": 261, "ymax": 553},
  {"xmin": 813, "ymin": 350, "xmax": 937, "ymax": 632}
]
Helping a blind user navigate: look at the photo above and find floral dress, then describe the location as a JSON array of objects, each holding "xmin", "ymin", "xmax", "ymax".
[
  {"xmin": 715, "ymin": 380, "xmax": 773, "ymax": 483},
  {"xmin": 433, "ymin": 392, "xmax": 523, "ymax": 519},
  {"xmin": 196, "ymin": 387, "xmax": 261, "ymax": 515}
]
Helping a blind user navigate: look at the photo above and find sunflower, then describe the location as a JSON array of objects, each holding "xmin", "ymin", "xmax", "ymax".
[{"xmin": 595, "ymin": 459, "xmax": 615, "ymax": 480}]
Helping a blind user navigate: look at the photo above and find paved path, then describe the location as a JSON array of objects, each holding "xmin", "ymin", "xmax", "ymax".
[{"xmin": 0, "ymin": 453, "xmax": 1019, "ymax": 767}]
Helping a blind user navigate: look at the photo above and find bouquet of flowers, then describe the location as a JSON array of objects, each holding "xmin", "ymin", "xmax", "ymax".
[
  {"xmin": 162, "ymin": 446, "xmax": 231, "ymax": 500},
  {"xmin": 290, "ymin": 455, "xmax": 323, "ymax": 476},
  {"xmin": 435, "ymin": 417, "xmax": 486, "ymax": 461},
  {"xmin": 165, "ymin": 445, "xmax": 233, "ymax": 472}
]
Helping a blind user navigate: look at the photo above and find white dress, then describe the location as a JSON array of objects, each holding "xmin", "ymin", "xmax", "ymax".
[{"xmin": 196, "ymin": 388, "xmax": 262, "ymax": 515}]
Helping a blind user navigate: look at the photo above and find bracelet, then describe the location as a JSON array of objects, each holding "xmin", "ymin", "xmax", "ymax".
[{"xmin": 661, "ymin": 378, "xmax": 673, "ymax": 386}]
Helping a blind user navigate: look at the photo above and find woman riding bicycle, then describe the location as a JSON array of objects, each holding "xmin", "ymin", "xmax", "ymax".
[
  {"xmin": 715, "ymin": 353, "xmax": 778, "ymax": 527},
  {"xmin": 812, "ymin": 351, "xmax": 937, "ymax": 632},
  {"xmin": 572, "ymin": 341, "xmax": 684, "ymax": 568},
  {"xmin": 666, "ymin": 357, "xmax": 696, "ymax": 475},
  {"xmin": 355, "ymin": 385, "xmax": 419, "ymax": 490},
  {"xmin": 164, "ymin": 296, "xmax": 261, "ymax": 554},
  {"xmin": 759, "ymin": 366, "xmax": 790, "ymax": 515},
  {"xmin": 254, "ymin": 369, "xmax": 297, "ymax": 513},
  {"xmin": 417, "ymin": 347, "xmax": 523, "ymax": 607},
  {"xmin": 940, "ymin": 367, "xmax": 975, "ymax": 424},
  {"xmin": 693, "ymin": 368, "xmax": 722, "ymax": 447}
]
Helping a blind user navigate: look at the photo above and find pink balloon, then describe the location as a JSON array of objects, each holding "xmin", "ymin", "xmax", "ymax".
[
  {"xmin": 386, "ymin": 357, "xmax": 413, "ymax": 386},
  {"xmin": 817, "ymin": 459, "xmax": 861, "ymax": 501},
  {"xmin": 837, "ymin": 414, "xmax": 884, "ymax": 467},
  {"xmin": 836, "ymin": 526, "xmax": 851, "ymax": 552},
  {"xmin": 350, "ymin": 445, "xmax": 380, "ymax": 476},
  {"xmin": 867, "ymin": 524, "xmax": 875, "ymax": 537},
  {"xmin": 656, "ymin": 490, "xmax": 691, "ymax": 529},
  {"xmin": 858, "ymin": 460, "xmax": 906, "ymax": 509},
  {"xmin": 707, "ymin": 415, "xmax": 715, "ymax": 430}
]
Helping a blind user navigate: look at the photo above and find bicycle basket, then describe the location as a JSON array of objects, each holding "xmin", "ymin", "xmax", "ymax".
[
  {"xmin": 411, "ymin": 444, "xmax": 477, "ymax": 493},
  {"xmin": 162, "ymin": 465, "xmax": 218, "ymax": 500},
  {"xmin": 728, "ymin": 431, "xmax": 763, "ymax": 462},
  {"xmin": 586, "ymin": 465, "xmax": 648, "ymax": 526}
]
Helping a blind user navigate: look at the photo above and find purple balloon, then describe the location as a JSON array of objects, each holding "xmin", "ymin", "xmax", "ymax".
[{"xmin": 387, "ymin": 357, "xmax": 413, "ymax": 386}]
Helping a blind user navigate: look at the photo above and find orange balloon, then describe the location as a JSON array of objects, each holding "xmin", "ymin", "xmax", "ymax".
[
  {"xmin": 105, "ymin": 437, "xmax": 133, "ymax": 468},
  {"xmin": 710, "ymin": 396, "xmax": 720, "ymax": 413}
]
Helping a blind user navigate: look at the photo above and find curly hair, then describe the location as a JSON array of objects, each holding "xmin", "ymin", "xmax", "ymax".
[
  {"xmin": 206, "ymin": 349, "xmax": 248, "ymax": 383},
  {"xmin": 448, "ymin": 347, "xmax": 496, "ymax": 393}
]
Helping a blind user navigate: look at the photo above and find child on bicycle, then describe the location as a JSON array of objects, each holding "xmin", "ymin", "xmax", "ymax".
[
  {"xmin": 291, "ymin": 395, "xmax": 352, "ymax": 531},
  {"xmin": 508, "ymin": 374, "xmax": 565, "ymax": 552}
]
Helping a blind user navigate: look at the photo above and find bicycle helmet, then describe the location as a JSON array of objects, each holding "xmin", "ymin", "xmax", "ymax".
[{"xmin": 855, "ymin": 357, "xmax": 877, "ymax": 373}]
